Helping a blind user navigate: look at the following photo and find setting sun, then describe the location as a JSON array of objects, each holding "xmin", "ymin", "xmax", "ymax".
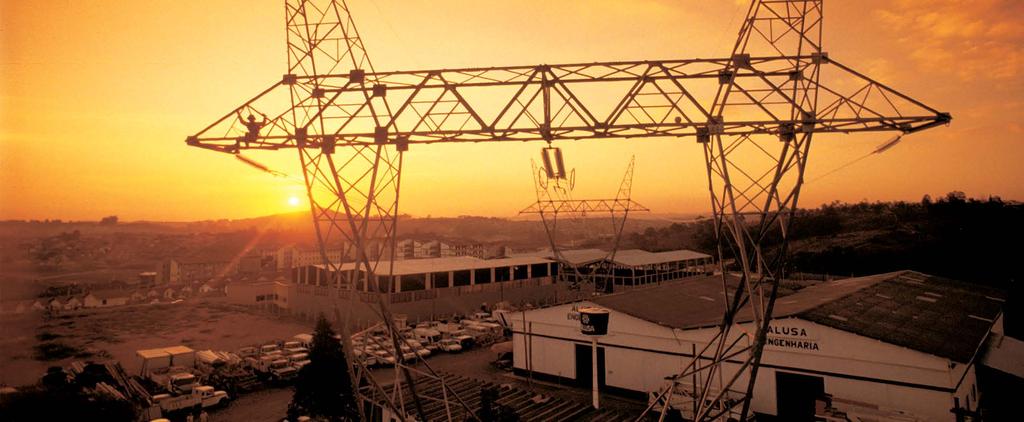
[{"xmin": 287, "ymin": 196, "xmax": 300, "ymax": 207}]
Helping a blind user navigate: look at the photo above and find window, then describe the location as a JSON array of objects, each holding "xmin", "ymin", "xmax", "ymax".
[
  {"xmin": 474, "ymin": 268, "xmax": 492, "ymax": 284},
  {"xmin": 530, "ymin": 263, "xmax": 548, "ymax": 278},
  {"xmin": 513, "ymin": 265, "xmax": 529, "ymax": 280},
  {"xmin": 453, "ymin": 270, "xmax": 471, "ymax": 287},
  {"xmin": 401, "ymin": 274, "xmax": 426, "ymax": 291},
  {"xmin": 494, "ymin": 267, "xmax": 511, "ymax": 282},
  {"xmin": 432, "ymin": 272, "xmax": 450, "ymax": 288}
]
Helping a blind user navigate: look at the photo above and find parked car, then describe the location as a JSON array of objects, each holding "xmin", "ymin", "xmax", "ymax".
[{"xmin": 438, "ymin": 338, "xmax": 463, "ymax": 353}]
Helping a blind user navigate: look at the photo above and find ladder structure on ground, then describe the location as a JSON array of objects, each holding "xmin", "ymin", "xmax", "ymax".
[{"xmin": 185, "ymin": 0, "xmax": 949, "ymax": 420}]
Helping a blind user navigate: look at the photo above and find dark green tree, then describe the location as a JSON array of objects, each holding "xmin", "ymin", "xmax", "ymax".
[{"xmin": 288, "ymin": 314, "xmax": 359, "ymax": 421}]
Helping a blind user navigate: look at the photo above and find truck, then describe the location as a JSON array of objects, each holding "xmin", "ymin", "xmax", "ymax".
[
  {"xmin": 287, "ymin": 352, "xmax": 309, "ymax": 368},
  {"xmin": 259, "ymin": 344, "xmax": 280, "ymax": 356},
  {"xmin": 268, "ymin": 359, "xmax": 298, "ymax": 382},
  {"xmin": 291, "ymin": 358, "xmax": 311, "ymax": 370},
  {"xmin": 451, "ymin": 332, "xmax": 476, "ymax": 349},
  {"xmin": 237, "ymin": 347, "xmax": 257, "ymax": 359},
  {"xmin": 438, "ymin": 338, "xmax": 463, "ymax": 353},
  {"xmin": 462, "ymin": 321, "xmax": 504, "ymax": 344},
  {"xmin": 293, "ymin": 333, "xmax": 313, "ymax": 348},
  {"xmin": 371, "ymin": 350, "xmax": 396, "ymax": 366},
  {"xmin": 463, "ymin": 320, "xmax": 503, "ymax": 337},
  {"xmin": 167, "ymin": 373, "xmax": 198, "ymax": 394},
  {"xmin": 471, "ymin": 311, "xmax": 494, "ymax": 322},
  {"xmin": 246, "ymin": 356, "xmax": 278, "ymax": 375},
  {"xmin": 402, "ymin": 339, "xmax": 431, "ymax": 358},
  {"xmin": 413, "ymin": 327, "xmax": 442, "ymax": 347},
  {"xmin": 152, "ymin": 385, "xmax": 229, "ymax": 413},
  {"xmin": 283, "ymin": 347, "xmax": 309, "ymax": 357}
]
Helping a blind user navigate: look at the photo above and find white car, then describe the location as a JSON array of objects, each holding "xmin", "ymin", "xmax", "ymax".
[{"xmin": 439, "ymin": 338, "xmax": 462, "ymax": 353}]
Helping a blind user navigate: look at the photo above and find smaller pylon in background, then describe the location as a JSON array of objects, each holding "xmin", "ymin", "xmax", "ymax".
[{"xmin": 521, "ymin": 150, "xmax": 647, "ymax": 293}]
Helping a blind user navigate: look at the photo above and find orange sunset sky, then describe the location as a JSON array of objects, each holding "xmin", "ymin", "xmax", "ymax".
[{"xmin": 1, "ymin": 0, "xmax": 1022, "ymax": 222}]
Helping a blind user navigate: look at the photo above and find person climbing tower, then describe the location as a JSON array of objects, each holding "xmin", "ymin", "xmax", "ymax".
[{"xmin": 237, "ymin": 111, "xmax": 269, "ymax": 143}]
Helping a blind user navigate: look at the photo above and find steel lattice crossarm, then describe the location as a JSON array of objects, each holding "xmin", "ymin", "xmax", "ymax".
[
  {"xmin": 519, "ymin": 198, "xmax": 649, "ymax": 215},
  {"xmin": 185, "ymin": 56, "xmax": 949, "ymax": 152}
]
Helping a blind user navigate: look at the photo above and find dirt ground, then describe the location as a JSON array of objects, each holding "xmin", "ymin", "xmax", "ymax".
[{"xmin": 0, "ymin": 298, "xmax": 312, "ymax": 386}]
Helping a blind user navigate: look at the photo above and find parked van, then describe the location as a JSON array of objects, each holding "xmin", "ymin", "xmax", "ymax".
[{"xmin": 413, "ymin": 327, "xmax": 442, "ymax": 345}]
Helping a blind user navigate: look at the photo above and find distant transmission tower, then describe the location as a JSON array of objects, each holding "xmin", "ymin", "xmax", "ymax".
[
  {"xmin": 185, "ymin": 1, "xmax": 949, "ymax": 419},
  {"xmin": 519, "ymin": 150, "xmax": 647, "ymax": 294}
]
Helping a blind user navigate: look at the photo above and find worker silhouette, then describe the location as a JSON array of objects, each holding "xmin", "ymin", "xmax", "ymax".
[{"xmin": 237, "ymin": 111, "xmax": 269, "ymax": 143}]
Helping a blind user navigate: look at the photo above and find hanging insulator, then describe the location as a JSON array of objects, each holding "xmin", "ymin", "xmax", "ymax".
[{"xmin": 541, "ymin": 147, "xmax": 567, "ymax": 179}]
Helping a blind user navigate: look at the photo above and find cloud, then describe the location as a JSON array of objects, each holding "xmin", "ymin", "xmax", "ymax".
[{"xmin": 873, "ymin": 0, "xmax": 1024, "ymax": 82}]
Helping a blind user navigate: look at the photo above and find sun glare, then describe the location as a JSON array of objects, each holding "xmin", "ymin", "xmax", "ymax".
[{"xmin": 288, "ymin": 196, "xmax": 301, "ymax": 206}]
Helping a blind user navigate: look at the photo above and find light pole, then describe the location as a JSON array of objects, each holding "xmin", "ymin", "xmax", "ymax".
[{"xmin": 579, "ymin": 306, "xmax": 609, "ymax": 409}]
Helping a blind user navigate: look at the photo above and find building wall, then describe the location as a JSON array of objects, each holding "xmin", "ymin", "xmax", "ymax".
[
  {"xmin": 512, "ymin": 304, "xmax": 971, "ymax": 421},
  {"xmin": 951, "ymin": 355, "xmax": 980, "ymax": 416},
  {"xmin": 291, "ymin": 248, "xmax": 346, "ymax": 268},
  {"xmin": 284, "ymin": 278, "xmax": 574, "ymax": 326},
  {"xmin": 225, "ymin": 282, "xmax": 278, "ymax": 306}
]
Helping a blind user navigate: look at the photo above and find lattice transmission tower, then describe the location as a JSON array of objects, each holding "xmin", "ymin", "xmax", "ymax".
[
  {"xmin": 185, "ymin": 1, "xmax": 949, "ymax": 420},
  {"xmin": 519, "ymin": 154, "xmax": 647, "ymax": 294}
]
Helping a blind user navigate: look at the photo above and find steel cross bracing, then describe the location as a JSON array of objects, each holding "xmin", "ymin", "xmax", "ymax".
[{"xmin": 185, "ymin": 0, "xmax": 950, "ymax": 420}]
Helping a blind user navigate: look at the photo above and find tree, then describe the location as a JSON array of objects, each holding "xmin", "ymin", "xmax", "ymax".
[
  {"xmin": 288, "ymin": 315, "xmax": 359, "ymax": 421},
  {"xmin": 99, "ymin": 215, "xmax": 118, "ymax": 225}
]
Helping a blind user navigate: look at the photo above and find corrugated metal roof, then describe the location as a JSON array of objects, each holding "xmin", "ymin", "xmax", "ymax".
[
  {"xmin": 592, "ymin": 271, "xmax": 1005, "ymax": 363},
  {"xmin": 549, "ymin": 249, "xmax": 609, "ymax": 266},
  {"xmin": 798, "ymin": 271, "xmax": 1005, "ymax": 363},
  {"xmin": 525, "ymin": 248, "xmax": 711, "ymax": 267},
  {"xmin": 316, "ymin": 255, "xmax": 553, "ymax": 276},
  {"xmin": 607, "ymin": 249, "xmax": 712, "ymax": 267},
  {"xmin": 593, "ymin": 275, "xmax": 743, "ymax": 330}
]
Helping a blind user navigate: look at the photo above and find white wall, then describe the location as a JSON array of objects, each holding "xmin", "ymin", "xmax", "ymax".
[{"xmin": 512, "ymin": 306, "xmax": 970, "ymax": 421}]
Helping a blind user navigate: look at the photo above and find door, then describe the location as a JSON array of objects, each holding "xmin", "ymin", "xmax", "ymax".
[
  {"xmin": 574, "ymin": 343, "xmax": 606, "ymax": 388},
  {"xmin": 776, "ymin": 371, "xmax": 825, "ymax": 421}
]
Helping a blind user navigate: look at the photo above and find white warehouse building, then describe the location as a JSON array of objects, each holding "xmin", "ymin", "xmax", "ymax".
[{"xmin": 511, "ymin": 270, "xmax": 1005, "ymax": 421}]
